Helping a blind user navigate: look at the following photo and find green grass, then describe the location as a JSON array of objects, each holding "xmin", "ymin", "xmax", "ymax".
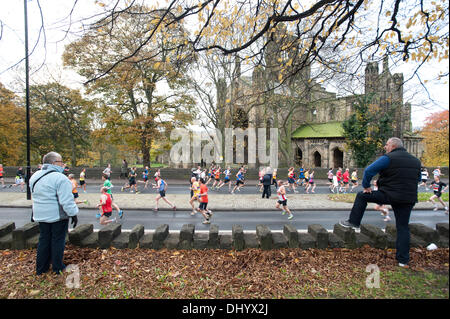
[{"xmin": 326, "ymin": 268, "xmax": 449, "ymax": 299}]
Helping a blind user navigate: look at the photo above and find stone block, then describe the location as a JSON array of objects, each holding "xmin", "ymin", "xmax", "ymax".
[
  {"xmin": 80, "ymin": 232, "xmax": 98, "ymax": 248},
  {"xmin": 328, "ymin": 233, "xmax": 344, "ymax": 248},
  {"xmin": 360, "ymin": 224, "xmax": 387, "ymax": 249},
  {"xmin": 112, "ymin": 232, "xmax": 130, "ymax": 249},
  {"xmin": 272, "ymin": 232, "xmax": 288, "ymax": 249},
  {"xmin": 180, "ymin": 224, "xmax": 195, "ymax": 242},
  {"xmin": 129, "ymin": 224, "xmax": 144, "ymax": 249},
  {"xmin": 98, "ymin": 223, "xmax": 121, "ymax": 249},
  {"xmin": 256, "ymin": 225, "xmax": 272, "ymax": 250},
  {"xmin": 219, "ymin": 234, "xmax": 232, "ymax": 250},
  {"xmin": 25, "ymin": 234, "xmax": 40, "ymax": 249},
  {"xmin": 69, "ymin": 224, "xmax": 93, "ymax": 246},
  {"xmin": 283, "ymin": 224, "xmax": 299, "ymax": 248},
  {"xmin": 308, "ymin": 224, "xmax": 329, "ymax": 249},
  {"xmin": 386, "ymin": 233, "xmax": 396, "ymax": 248},
  {"xmin": 139, "ymin": 233, "xmax": 153, "ymax": 249},
  {"xmin": 355, "ymin": 233, "xmax": 374, "ymax": 248},
  {"xmin": 164, "ymin": 233, "xmax": 179, "ymax": 249},
  {"xmin": 0, "ymin": 233, "xmax": 13, "ymax": 249},
  {"xmin": 193, "ymin": 233, "xmax": 209, "ymax": 249},
  {"xmin": 298, "ymin": 233, "xmax": 316, "ymax": 249},
  {"xmin": 232, "ymin": 224, "xmax": 245, "ymax": 251},
  {"xmin": 435, "ymin": 223, "xmax": 449, "ymax": 238},
  {"xmin": 244, "ymin": 233, "xmax": 259, "ymax": 248},
  {"xmin": 409, "ymin": 223, "xmax": 439, "ymax": 245},
  {"xmin": 208, "ymin": 224, "xmax": 219, "ymax": 249},
  {"xmin": 12, "ymin": 222, "xmax": 39, "ymax": 250},
  {"xmin": 438, "ymin": 236, "xmax": 449, "ymax": 248},
  {"xmin": 385, "ymin": 224, "xmax": 396, "ymax": 237},
  {"xmin": 0, "ymin": 222, "xmax": 15, "ymax": 238},
  {"xmin": 333, "ymin": 223, "xmax": 356, "ymax": 248},
  {"xmin": 153, "ymin": 224, "xmax": 169, "ymax": 249},
  {"xmin": 410, "ymin": 234, "xmax": 427, "ymax": 248}
]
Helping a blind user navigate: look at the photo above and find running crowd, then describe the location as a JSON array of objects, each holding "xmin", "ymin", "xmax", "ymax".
[{"xmin": 0, "ymin": 162, "xmax": 448, "ymax": 226}]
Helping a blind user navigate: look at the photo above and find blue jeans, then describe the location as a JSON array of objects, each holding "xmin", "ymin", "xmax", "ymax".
[
  {"xmin": 348, "ymin": 191, "xmax": 414, "ymax": 265},
  {"xmin": 36, "ymin": 219, "xmax": 69, "ymax": 275}
]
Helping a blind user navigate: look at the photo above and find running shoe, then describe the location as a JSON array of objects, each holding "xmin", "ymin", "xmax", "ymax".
[
  {"xmin": 84, "ymin": 200, "xmax": 89, "ymax": 205},
  {"xmin": 288, "ymin": 214, "xmax": 293, "ymax": 220},
  {"xmin": 119, "ymin": 210, "xmax": 124, "ymax": 219},
  {"xmin": 433, "ymin": 206, "xmax": 439, "ymax": 211},
  {"xmin": 96, "ymin": 213, "xmax": 101, "ymax": 219},
  {"xmin": 110, "ymin": 218, "xmax": 117, "ymax": 223},
  {"xmin": 383, "ymin": 216, "xmax": 391, "ymax": 222},
  {"xmin": 121, "ymin": 187, "xmax": 124, "ymax": 192},
  {"xmin": 339, "ymin": 220, "xmax": 359, "ymax": 230},
  {"xmin": 202, "ymin": 219, "xmax": 210, "ymax": 224},
  {"xmin": 190, "ymin": 211, "xmax": 196, "ymax": 216},
  {"xmin": 173, "ymin": 206, "xmax": 177, "ymax": 211}
]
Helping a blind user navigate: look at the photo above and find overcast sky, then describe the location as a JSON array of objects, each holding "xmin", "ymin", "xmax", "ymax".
[{"xmin": 0, "ymin": 0, "xmax": 448, "ymax": 130}]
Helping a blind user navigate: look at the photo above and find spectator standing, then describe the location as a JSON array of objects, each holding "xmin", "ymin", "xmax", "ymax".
[
  {"xmin": 30, "ymin": 152, "xmax": 78, "ymax": 275},
  {"xmin": 339, "ymin": 137, "xmax": 421, "ymax": 268}
]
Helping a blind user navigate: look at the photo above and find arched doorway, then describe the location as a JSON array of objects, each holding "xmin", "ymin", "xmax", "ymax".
[
  {"xmin": 333, "ymin": 148, "xmax": 343, "ymax": 169},
  {"xmin": 296, "ymin": 147, "xmax": 303, "ymax": 166},
  {"xmin": 313, "ymin": 151, "xmax": 322, "ymax": 168}
]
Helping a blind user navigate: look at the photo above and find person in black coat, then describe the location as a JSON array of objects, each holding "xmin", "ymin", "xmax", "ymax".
[
  {"xmin": 262, "ymin": 167, "xmax": 273, "ymax": 199},
  {"xmin": 340, "ymin": 137, "xmax": 421, "ymax": 268}
]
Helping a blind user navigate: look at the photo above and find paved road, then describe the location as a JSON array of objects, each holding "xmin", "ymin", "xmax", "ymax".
[
  {"xmin": 1, "ymin": 207, "xmax": 447, "ymax": 232},
  {"xmin": 0, "ymin": 182, "xmax": 438, "ymax": 196}
]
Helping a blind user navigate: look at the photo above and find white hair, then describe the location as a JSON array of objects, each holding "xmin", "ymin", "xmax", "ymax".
[{"xmin": 42, "ymin": 152, "xmax": 62, "ymax": 164}]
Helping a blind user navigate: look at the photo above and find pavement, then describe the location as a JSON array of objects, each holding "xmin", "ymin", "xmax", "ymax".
[{"xmin": 0, "ymin": 178, "xmax": 447, "ymax": 212}]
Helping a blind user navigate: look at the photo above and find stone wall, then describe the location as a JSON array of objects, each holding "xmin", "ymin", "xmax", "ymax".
[{"xmin": 0, "ymin": 221, "xmax": 448, "ymax": 251}]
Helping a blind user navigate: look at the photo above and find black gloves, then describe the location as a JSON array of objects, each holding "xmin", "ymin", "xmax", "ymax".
[{"xmin": 71, "ymin": 215, "xmax": 78, "ymax": 228}]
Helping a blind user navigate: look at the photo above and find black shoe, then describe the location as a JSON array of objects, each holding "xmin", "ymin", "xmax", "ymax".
[{"xmin": 339, "ymin": 220, "xmax": 359, "ymax": 230}]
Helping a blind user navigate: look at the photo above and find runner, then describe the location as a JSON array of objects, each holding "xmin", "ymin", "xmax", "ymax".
[
  {"xmin": 121, "ymin": 167, "xmax": 139, "ymax": 193},
  {"xmin": 342, "ymin": 168, "xmax": 350, "ymax": 193},
  {"xmin": 428, "ymin": 175, "xmax": 449, "ymax": 213},
  {"xmin": 231, "ymin": 167, "xmax": 245, "ymax": 194},
  {"xmin": 297, "ymin": 167, "xmax": 305, "ymax": 186},
  {"xmin": 0, "ymin": 164, "xmax": 5, "ymax": 188},
  {"xmin": 205, "ymin": 164, "xmax": 215, "ymax": 186},
  {"xmin": 140, "ymin": 166, "xmax": 150, "ymax": 189},
  {"xmin": 68, "ymin": 174, "xmax": 89, "ymax": 205},
  {"xmin": 79, "ymin": 168, "xmax": 87, "ymax": 193},
  {"xmin": 212, "ymin": 166, "xmax": 221, "ymax": 189},
  {"xmin": 287, "ymin": 167, "xmax": 298, "ymax": 193},
  {"xmin": 372, "ymin": 180, "xmax": 391, "ymax": 222},
  {"xmin": 153, "ymin": 169, "xmax": 161, "ymax": 187},
  {"xmin": 336, "ymin": 167, "xmax": 343, "ymax": 192},
  {"xmin": 257, "ymin": 167, "xmax": 265, "ymax": 192},
  {"xmin": 9, "ymin": 167, "xmax": 25, "ymax": 192},
  {"xmin": 97, "ymin": 186, "xmax": 123, "ymax": 225},
  {"xmin": 102, "ymin": 163, "xmax": 112, "ymax": 180},
  {"xmin": 327, "ymin": 168, "xmax": 334, "ymax": 192},
  {"xmin": 197, "ymin": 178, "xmax": 213, "ymax": 224},
  {"xmin": 303, "ymin": 169, "xmax": 310, "ymax": 191},
  {"xmin": 306, "ymin": 170, "xmax": 316, "ymax": 193},
  {"xmin": 331, "ymin": 173, "xmax": 339, "ymax": 193},
  {"xmin": 153, "ymin": 175, "xmax": 176, "ymax": 211},
  {"xmin": 432, "ymin": 166, "xmax": 441, "ymax": 178},
  {"xmin": 276, "ymin": 180, "xmax": 294, "ymax": 220},
  {"xmin": 101, "ymin": 173, "xmax": 115, "ymax": 198},
  {"xmin": 217, "ymin": 166, "xmax": 232, "ymax": 192},
  {"xmin": 350, "ymin": 169, "xmax": 359, "ymax": 192},
  {"xmin": 189, "ymin": 177, "xmax": 200, "ymax": 215},
  {"xmin": 272, "ymin": 168, "xmax": 278, "ymax": 190},
  {"xmin": 418, "ymin": 167, "xmax": 429, "ymax": 191}
]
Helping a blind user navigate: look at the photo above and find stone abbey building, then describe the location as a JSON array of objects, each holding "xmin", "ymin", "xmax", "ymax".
[{"xmin": 221, "ymin": 50, "xmax": 424, "ymax": 169}]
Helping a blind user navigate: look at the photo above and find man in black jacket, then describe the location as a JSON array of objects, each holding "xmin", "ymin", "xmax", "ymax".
[
  {"xmin": 262, "ymin": 167, "xmax": 273, "ymax": 199},
  {"xmin": 340, "ymin": 137, "xmax": 421, "ymax": 268}
]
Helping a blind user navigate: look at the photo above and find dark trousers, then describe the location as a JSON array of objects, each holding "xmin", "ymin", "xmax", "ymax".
[
  {"xmin": 348, "ymin": 191, "xmax": 414, "ymax": 265},
  {"xmin": 36, "ymin": 219, "xmax": 69, "ymax": 275},
  {"xmin": 262, "ymin": 185, "xmax": 271, "ymax": 198}
]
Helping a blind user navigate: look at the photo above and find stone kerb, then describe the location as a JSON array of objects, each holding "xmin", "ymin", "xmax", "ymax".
[
  {"xmin": 1, "ymin": 222, "xmax": 449, "ymax": 251},
  {"xmin": 12, "ymin": 222, "xmax": 39, "ymax": 250}
]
